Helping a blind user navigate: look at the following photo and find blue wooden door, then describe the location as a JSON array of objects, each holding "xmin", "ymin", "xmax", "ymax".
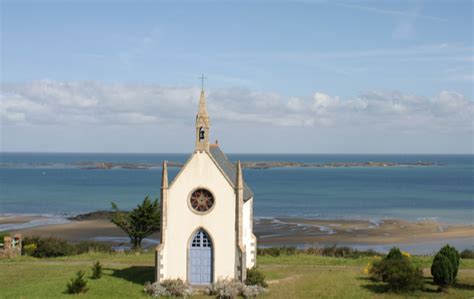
[{"xmin": 188, "ymin": 230, "xmax": 212, "ymax": 285}]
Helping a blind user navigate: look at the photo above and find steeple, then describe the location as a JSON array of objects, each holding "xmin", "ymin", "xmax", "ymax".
[{"xmin": 195, "ymin": 87, "xmax": 210, "ymax": 152}]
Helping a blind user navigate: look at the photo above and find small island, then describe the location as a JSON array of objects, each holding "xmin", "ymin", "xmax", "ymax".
[{"xmin": 74, "ymin": 160, "xmax": 438, "ymax": 170}]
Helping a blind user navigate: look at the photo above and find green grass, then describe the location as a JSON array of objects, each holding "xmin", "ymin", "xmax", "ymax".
[{"xmin": 0, "ymin": 253, "xmax": 473, "ymax": 298}]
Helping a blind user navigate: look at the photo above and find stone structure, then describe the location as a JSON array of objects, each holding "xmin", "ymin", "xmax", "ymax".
[
  {"xmin": 0, "ymin": 234, "xmax": 22, "ymax": 258},
  {"xmin": 155, "ymin": 89, "xmax": 256, "ymax": 285}
]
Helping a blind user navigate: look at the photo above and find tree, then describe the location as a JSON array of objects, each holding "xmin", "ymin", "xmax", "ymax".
[
  {"xmin": 66, "ymin": 270, "xmax": 88, "ymax": 294},
  {"xmin": 431, "ymin": 244, "xmax": 460, "ymax": 290},
  {"xmin": 110, "ymin": 196, "xmax": 160, "ymax": 249}
]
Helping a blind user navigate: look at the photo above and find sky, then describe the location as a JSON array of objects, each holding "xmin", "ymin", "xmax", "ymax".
[{"xmin": 0, "ymin": 0, "xmax": 473, "ymax": 153}]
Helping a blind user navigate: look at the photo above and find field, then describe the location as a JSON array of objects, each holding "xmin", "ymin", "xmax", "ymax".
[{"xmin": 0, "ymin": 252, "xmax": 473, "ymax": 298}]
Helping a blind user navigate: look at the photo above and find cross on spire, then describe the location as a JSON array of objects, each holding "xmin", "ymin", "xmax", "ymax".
[{"xmin": 199, "ymin": 73, "xmax": 207, "ymax": 91}]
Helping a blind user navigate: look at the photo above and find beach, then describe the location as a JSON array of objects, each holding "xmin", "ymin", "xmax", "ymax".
[{"xmin": 2, "ymin": 214, "xmax": 473, "ymax": 254}]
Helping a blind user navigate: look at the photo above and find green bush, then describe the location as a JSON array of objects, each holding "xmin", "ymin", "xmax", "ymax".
[
  {"xmin": 22, "ymin": 236, "xmax": 111, "ymax": 258},
  {"xmin": 385, "ymin": 247, "xmax": 404, "ymax": 260},
  {"xmin": 431, "ymin": 244, "xmax": 460, "ymax": 289},
  {"xmin": 66, "ymin": 270, "xmax": 88, "ymax": 294},
  {"xmin": 431, "ymin": 254, "xmax": 453, "ymax": 289},
  {"xmin": 23, "ymin": 236, "xmax": 74, "ymax": 258},
  {"xmin": 245, "ymin": 267, "xmax": 268, "ymax": 287},
  {"xmin": 91, "ymin": 261, "xmax": 102, "ymax": 279},
  {"xmin": 74, "ymin": 241, "xmax": 112, "ymax": 254},
  {"xmin": 370, "ymin": 247, "xmax": 424, "ymax": 292},
  {"xmin": 460, "ymin": 249, "xmax": 474, "ymax": 259},
  {"xmin": 256, "ymin": 246, "xmax": 381, "ymax": 258}
]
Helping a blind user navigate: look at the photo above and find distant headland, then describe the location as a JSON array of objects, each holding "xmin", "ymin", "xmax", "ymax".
[{"xmin": 75, "ymin": 160, "xmax": 438, "ymax": 170}]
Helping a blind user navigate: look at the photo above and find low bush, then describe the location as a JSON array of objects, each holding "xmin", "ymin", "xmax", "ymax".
[
  {"xmin": 257, "ymin": 246, "xmax": 381, "ymax": 258},
  {"xmin": 460, "ymin": 249, "xmax": 474, "ymax": 259},
  {"xmin": 74, "ymin": 240, "xmax": 112, "ymax": 254},
  {"xmin": 370, "ymin": 247, "xmax": 424, "ymax": 292},
  {"xmin": 23, "ymin": 236, "xmax": 74, "ymax": 258},
  {"xmin": 91, "ymin": 261, "xmax": 102, "ymax": 279},
  {"xmin": 66, "ymin": 270, "xmax": 88, "ymax": 294},
  {"xmin": 22, "ymin": 243, "xmax": 37, "ymax": 256},
  {"xmin": 431, "ymin": 244, "xmax": 460, "ymax": 289},
  {"xmin": 207, "ymin": 278, "xmax": 267, "ymax": 299},
  {"xmin": 257, "ymin": 246, "xmax": 297, "ymax": 257},
  {"xmin": 245, "ymin": 267, "xmax": 267, "ymax": 287},
  {"xmin": 144, "ymin": 279, "xmax": 193, "ymax": 298},
  {"xmin": 22, "ymin": 236, "xmax": 111, "ymax": 258}
]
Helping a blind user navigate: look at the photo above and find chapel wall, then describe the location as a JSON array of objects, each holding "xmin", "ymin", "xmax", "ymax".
[{"xmin": 163, "ymin": 152, "xmax": 237, "ymax": 281}]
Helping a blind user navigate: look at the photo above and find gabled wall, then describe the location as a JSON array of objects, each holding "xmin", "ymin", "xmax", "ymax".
[{"xmin": 160, "ymin": 152, "xmax": 237, "ymax": 281}]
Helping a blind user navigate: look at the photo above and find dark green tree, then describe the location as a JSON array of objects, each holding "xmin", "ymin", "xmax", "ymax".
[
  {"xmin": 431, "ymin": 254, "xmax": 453, "ymax": 289},
  {"xmin": 431, "ymin": 244, "xmax": 460, "ymax": 289},
  {"xmin": 110, "ymin": 196, "xmax": 160, "ymax": 249},
  {"xmin": 66, "ymin": 270, "xmax": 88, "ymax": 294},
  {"xmin": 91, "ymin": 261, "xmax": 102, "ymax": 279}
]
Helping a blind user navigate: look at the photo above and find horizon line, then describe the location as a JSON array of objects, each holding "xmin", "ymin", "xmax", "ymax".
[{"xmin": 0, "ymin": 151, "xmax": 472, "ymax": 155}]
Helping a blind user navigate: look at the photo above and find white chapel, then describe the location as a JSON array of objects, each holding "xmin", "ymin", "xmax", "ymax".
[{"xmin": 155, "ymin": 88, "xmax": 256, "ymax": 285}]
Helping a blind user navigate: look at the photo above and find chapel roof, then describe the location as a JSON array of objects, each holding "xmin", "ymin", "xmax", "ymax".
[{"xmin": 209, "ymin": 144, "xmax": 254, "ymax": 201}]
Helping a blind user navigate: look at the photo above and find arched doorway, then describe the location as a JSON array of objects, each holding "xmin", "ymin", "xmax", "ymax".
[{"xmin": 188, "ymin": 229, "xmax": 213, "ymax": 285}]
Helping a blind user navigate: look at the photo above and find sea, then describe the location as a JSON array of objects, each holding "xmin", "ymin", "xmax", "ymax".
[{"xmin": 0, "ymin": 153, "xmax": 472, "ymax": 225}]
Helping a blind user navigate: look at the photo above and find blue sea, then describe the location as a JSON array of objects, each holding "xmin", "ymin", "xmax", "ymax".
[{"xmin": 0, "ymin": 153, "xmax": 473, "ymax": 224}]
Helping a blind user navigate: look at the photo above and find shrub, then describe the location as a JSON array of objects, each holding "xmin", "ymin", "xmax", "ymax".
[
  {"xmin": 434, "ymin": 245, "xmax": 460, "ymax": 280},
  {"xmin": 74, "ymin": 241, "xmax": 112, "ymax": 254},
  {"xmin": 144, "ymin": 282, "xmax": 170, "ymax": 297},
  {"xmin": 245, "ymin": 267, "xmax": 267, "ymax": 287},
  {"xmin": 460, "ymin": 249, "xmax": 474, "ymax": 259},
  {"xmin": 207, "ymin": 278, "xmax": 244, "ymax": 299},
  {"xmin": 370, "ymin": 247, "xmax": 423, "ymax": 292},
  {"xmin": 23, "ymin": 243, "xmax": 37, "ymax": 256},
  {"xmin": 385, "ymin": 247, "xmax": 404, "ymax": 260},
  {"xmin": 23, "ymin": 236, "xmax": 74, "ymax": 258},
  {"xmin": 22, "ymin": 236, "xmax": 111, "ymax": 257},
  {"xmin": 91, "ymin": 261, "xmax": 102, "ymax": 279},
  {"xmin": 66, "ymin": 270, "xmax": 88, "ymax": 294},
  {"xmin": 256, "ymin": 246, "xmax": 381, "ymax": 258},
  {"xmin": 431, "ymin": 254, "xmax": 453, "ymax": 289},
  {"xmin": 144, "ymin": 279, "xmax": 193, "ymax": 298},
  {"xmin": 207, "ymin": 278, "xmax": 268, "ymax": 299}
]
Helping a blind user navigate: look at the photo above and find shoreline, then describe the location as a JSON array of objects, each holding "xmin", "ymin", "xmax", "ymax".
[
  {"xmin": 0, "ymin": 160, "xmax": 440, "ymax": 170},
  {"xmin": 1, "ymin": 213, "xmax": 473, "ymax": 254}
]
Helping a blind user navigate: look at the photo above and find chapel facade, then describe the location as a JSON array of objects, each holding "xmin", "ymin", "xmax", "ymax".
[{"xmin": 155, "ymin": 88, "xmax": 256, "ymax": 285}]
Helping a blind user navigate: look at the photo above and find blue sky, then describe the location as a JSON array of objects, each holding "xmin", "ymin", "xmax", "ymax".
[{"xmin": 1, "ymin": 1, "xmax": 473, "ymax": 153}]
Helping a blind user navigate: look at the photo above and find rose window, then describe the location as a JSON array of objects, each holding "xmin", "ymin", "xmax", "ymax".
[{"xmin": 190, "ymin": 189, "xmax": 214, "ymax": 212}]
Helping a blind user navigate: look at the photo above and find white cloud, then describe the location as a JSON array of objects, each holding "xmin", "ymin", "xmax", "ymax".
[{"xmin": 1, "ymin": 80, "xmax": 472, "ymax": 137}]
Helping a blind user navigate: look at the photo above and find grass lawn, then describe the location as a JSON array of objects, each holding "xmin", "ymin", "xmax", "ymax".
[{"xmin": 0, "ymin": 253, "xmax": 473, "ymax": 298}]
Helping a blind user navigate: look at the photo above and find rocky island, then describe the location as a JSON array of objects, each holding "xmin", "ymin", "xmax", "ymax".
[{"xmin": 74, "ymin": 160, "xmax": 438, "ymax": 170}]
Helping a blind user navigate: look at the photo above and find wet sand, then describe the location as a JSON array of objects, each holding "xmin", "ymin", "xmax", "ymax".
[
  {"xmin": 254, "ymin": 217, "xmax": 474, "ymax": 246},
  {"xmin": 3, "ymin": 215, "xmax": 473, "ymax": 250}
]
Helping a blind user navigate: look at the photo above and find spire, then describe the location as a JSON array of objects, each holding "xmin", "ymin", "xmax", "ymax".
[
  {"xmin": 161, "ymin": 161, "xmax": 168, "ymax": 189},
  {"xmin": 236, "ymin": 160, "xmax": 243, "ymax": 190},
  {"xmin": 198, "ymin": 89, "xmax": 208, "ymax": 116},
  {"xmin": 195, "ymin": 84, "xmax": 210, "ymax": 152}
]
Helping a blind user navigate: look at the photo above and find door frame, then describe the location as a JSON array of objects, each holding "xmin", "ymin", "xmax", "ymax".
[{"xmin": 186, "ymin": 227, "xmax": 214, "ymax": 285}]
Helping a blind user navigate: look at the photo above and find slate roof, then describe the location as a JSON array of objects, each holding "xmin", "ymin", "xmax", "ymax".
[{"xmin": 209, "ymin": 145, "xmax": 254, "ymax": 201}]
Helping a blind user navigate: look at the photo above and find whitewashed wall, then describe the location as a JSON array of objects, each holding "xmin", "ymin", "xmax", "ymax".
[{"xmin": 161, "ymin": 152, "xmax": 237, "ymax": 280}]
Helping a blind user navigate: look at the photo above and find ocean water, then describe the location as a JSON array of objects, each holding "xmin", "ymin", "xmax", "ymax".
[{"xmin": 0, "ymin": 153, "xmax": 473, "ymax": 224}]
